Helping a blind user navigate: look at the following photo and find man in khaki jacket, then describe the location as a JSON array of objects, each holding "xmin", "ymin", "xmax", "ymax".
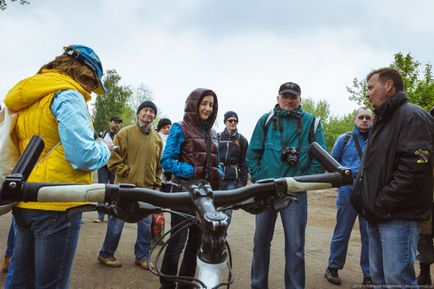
[{"xmin": 97, "ymin": 100, "xmax": 163, "ymax": 270}]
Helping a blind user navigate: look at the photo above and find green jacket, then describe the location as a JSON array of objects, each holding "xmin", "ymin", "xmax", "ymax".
[{"xmin": 247, "ymin": 106, "xmax": 326, "ymax": 182}]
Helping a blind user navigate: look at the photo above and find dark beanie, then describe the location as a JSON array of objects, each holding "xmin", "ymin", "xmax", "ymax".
[
  {"xmin": 224, "ymin": 111, "xmax": 238, "ymax": 123},
  {"xmin": 157, "ymin": 118, "xmax": 172, "ymax": 132},
  {"xmin": 137, "ymin": 100, "xmax": 157, "ymax": 115}
]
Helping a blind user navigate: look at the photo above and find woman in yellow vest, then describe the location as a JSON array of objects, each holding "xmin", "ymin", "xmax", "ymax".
[{"xmin": 3, "ymin": 45, "xmax": 110, "ymax": 289}]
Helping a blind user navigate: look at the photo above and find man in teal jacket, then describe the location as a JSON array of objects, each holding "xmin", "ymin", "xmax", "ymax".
[{"xmin": 247, "ymin": 82, "xmax": 326, "ymax": 289}]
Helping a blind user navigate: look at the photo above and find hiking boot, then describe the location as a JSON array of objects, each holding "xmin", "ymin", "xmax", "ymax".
[
  {"xmin": 417, "ymin": 272, "xmax": 432, "ymax": 286},
  {"xmin": 325, "ymin": 267, "xmax": 341, "ymax": 285},
  {"xmin": 362, "ymin": 277, "xmax": 373, "ymax": 285},
  {"xmin": 2, "ymin": 256, "xmax": 11, "ymax": 273},
  {"xmin": 135, "ymin": 259, "xmax": 154, "ymax": 270},
  {"xmin": 417, "ymin": 262, "xmax": 432, "ymax": 286},
  {"xmin": 97, "ymin": 255, "xmax": 122, "ymax": 267}
]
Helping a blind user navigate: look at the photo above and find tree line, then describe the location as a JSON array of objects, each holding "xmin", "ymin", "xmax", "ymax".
[{"xmin": 93, "ymin": 53, "xmax": 434, "ymax": 150}]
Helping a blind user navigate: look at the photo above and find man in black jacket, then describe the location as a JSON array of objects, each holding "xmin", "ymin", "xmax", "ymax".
[
  {"xmin": 351, "ymin": 67, "xmax": 434, "ymax": 288},
  {"xmin": 218, "ymin": 111, "xmax": 249, "ymax": 223}
]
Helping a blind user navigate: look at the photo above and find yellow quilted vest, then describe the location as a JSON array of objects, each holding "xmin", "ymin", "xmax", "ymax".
[{"xmin": 4, "ymin": 70, "xmax": 93, "ymax": 211}]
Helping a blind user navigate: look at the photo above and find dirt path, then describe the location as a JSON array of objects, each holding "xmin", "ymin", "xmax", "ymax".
[{"xmin": 0, "ymin": 189, "xmax": 365, "ymax": 289}]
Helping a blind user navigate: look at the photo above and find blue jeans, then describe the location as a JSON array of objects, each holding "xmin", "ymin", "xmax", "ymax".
[
  {"xmin": 251, "ymin": 192, "xmax": 307, "ymax": 289},
  {"xmin": 96, "ymin": 166, "xmax": 115, "ymax": 221},
  {"xmin": 5, "ymin": 217, "xmax": 15, "ymax": 257},
  {"xmin": 160, "ymin": 213, "xmax": 202, "ymax": 289},
  {"xmin": 328, "ymin": 189, "xmax": 370, "ymax": 277},
  {"xmin": 367, "ymin": 219, "xmax": 420, "ymax": 289},
  {"xmin": 4, "ymin": 217, "xmax": 17, "ymax": 289},
  {"xmin": 99, "ymin": 214, "xmax": 152, "ymax": 261},
  {"xmin": 6, "ymin": 208, "xmax": 82, "ymax": 289},
  {"xmin": 220, "ymin": 180, "xmax": 238, "ymax": 224}
]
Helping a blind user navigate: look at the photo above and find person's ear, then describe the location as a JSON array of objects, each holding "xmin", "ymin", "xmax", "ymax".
[{"xmin": 385, "ymin": 79, "xmax": 395, "ymax": 94}]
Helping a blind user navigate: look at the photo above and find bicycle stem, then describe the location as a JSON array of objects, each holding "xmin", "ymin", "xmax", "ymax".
[{"xmin": 188, "ymin": 183, "xmax": 229, "ymax": 264}]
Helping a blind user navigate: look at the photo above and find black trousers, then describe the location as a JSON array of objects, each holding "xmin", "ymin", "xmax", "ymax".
[{"xmin": 160, "ymin": 213, "xmax": 202, "ymax": 289}]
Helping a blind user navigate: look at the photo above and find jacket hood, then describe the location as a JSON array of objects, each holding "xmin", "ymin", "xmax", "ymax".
[
  {"xmin": 183, "ymin": 88, "xmax": 218, "ymax": 127},
  {"xmin": 4, "ymin": 69, "xmax": 91, "ymax": 111},
  {"xmin": 273, "ymin": 104, "xmax": 305, "ymax": 118}
]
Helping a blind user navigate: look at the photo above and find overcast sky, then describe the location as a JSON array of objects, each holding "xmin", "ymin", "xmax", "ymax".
[{"xmin": 1, "ymin": 0, "xmax": 433, "ymax": 138}]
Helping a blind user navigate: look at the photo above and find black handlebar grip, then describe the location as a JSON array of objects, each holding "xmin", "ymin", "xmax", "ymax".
[
  {"xmin": 308, "ymin": 142, "xmax": 341, "ymax": 172},
  {"xmin": 11, "ymin": 135, "xmax": 45, "ymax": 180}
]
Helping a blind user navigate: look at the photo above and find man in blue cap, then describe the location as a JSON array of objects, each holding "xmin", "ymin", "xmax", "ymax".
[{"xmin": 3, "ymin": 44, "xmax": 110, "ymax": 288}]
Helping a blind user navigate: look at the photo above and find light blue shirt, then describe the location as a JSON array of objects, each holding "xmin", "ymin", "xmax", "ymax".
[{"xmin": 50, "ymin": 90, "xmax": 110, "ymax": 171}]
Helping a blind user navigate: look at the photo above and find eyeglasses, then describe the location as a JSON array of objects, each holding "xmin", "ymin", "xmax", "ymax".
[
  {"xmin": 227, "ymin": 119, "xmax": 238, "ymax": 123},
  {"xmin": 357, "ymin": 115, "xmax": 372, "ymax": 120}
]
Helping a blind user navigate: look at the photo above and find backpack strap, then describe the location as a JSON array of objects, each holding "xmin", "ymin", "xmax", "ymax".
[
  {"xmin": 99, "ymin": 130, "xmax": 109, "ymax": 139},
  {"xmin": 353, "ymin": 135, "xmax": 363, "ymax": 159},
  {"xmin": 340, "ymin": 132, "xmax": 353, "ymax": 158},
  {"xmin": 308, "ymin": 117, "xmax": 320, "ymax": 143},
  {"xmin": 264, "ymin": 113, "xmax": 320, "ymax": 144},
  {"xmin": 263, "ymin": 110, "xmax": 275, "ymax": 136}
]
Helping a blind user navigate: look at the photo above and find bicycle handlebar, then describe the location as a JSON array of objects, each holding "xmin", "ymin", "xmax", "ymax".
[
  {"xmin": 1, "ymin": 135, "xmax": 352, "ymax": 213},
  {"xmin": 3, "ymin": 171, "xmax": 347, "ymax": 210}
]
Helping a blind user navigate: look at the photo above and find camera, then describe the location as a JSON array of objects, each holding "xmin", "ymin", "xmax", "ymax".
[{"xmin": 281, "ymin": 147, "xmax": 299, "ymax": 167}]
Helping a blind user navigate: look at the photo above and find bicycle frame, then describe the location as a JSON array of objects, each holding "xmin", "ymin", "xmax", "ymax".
[{"xmin": 0, "ymin": 135, "xmax": 353, "ymax": 289}]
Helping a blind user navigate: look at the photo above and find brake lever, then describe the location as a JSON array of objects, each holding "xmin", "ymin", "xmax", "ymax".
[{"xmin": 65, "ymin": 204, "xmax": 97, "ymax": 215}]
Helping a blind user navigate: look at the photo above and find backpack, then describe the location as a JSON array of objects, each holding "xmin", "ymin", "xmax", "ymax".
[
  {"xmin": 0, "ymin": 107, "xmax": 20, "ymax": 215},
  {"xmin": 263, "ymin": 110, "xmax": 321, "ymax": 143}
]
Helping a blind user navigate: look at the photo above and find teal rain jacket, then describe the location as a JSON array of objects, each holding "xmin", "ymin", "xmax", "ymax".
[{"xmin": 247, "ymin": 106, "xmax": 326, "ymax": 182}]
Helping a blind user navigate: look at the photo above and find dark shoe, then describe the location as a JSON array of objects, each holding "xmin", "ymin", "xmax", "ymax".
[
  {"xmin": 97, "ymin": 255, "xmax": 122, "ymax": 267},
  {"xmin": 362, "ymin": 277, "xmax": 373, "ymax": 285},
  {"xmin": 418, "ymin": 262, "xmax": 432, "ymax": 286},
  {"xmin": 417, "ymin": 272, "xmax": 432, "ymax": 286},
  {"xmin": 325, "ymin": 267, "xmax": 341, "ymax": 285}
]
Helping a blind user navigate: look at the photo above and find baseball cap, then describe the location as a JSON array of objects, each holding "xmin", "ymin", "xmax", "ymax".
[
  {"xmin": 64, "ymin": 45, "xmax": 107, "ymax": 95},
  {"xmin": 278, "ymin": 82, "xmax": 301, "ymax": 97},
  {"xmin": 110, "ymin": 116, "xmax": 122, "ymax": 123}
]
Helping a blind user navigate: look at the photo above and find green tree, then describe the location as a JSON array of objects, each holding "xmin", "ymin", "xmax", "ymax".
[
  {"xmin": 302, "ymin": 97, "xmax": 357, "ymax": 150},
  {"xmin": 326, "ymin": 112, "xmax": 356, "ymax": 150},
  {"xmin": 302, "ymin": 97, "xmax": 331, "ymax": 122},
  {"xmin": 0, "ymin": 0, "xmax": 29, "ymax": 10},
  {"xmin": 93, "ymin": 69, "xmax": 133, "ymax": 133},
  {"xmin": 347, "ymin": 52, "xmax": 434, "ymax": 111}
]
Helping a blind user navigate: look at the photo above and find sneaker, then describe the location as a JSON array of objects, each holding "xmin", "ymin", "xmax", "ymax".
[
  {"xmin": 362, "ymin": 277, "xmax": 373, "ymax": 285},
  {"xmin": 2, "ymin": 256, "xmax": 11, "ymax": 273},
  {"xmin": 325, "ymin": 267, "xmax": 341, "ymax": 285},
  {"xmin": 135, "ymin": 259, "xmax": 154, "ymax": 270},
  {"xmin": 97, "ymin": 255, "xmax": 122, "ymax": 267},
  {"xmin": 93, "ymin": 218, "xmax": 102, "ymax": 223}
]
